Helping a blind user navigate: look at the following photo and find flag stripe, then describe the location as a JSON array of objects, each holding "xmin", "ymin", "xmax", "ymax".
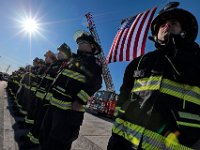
[
  {"xmin": 119, "ymin": 29, "xmax": 129, "ymax": 61},
  {"xmin": 113, "ymin": 30, "xmax": 124, "ymax": 62},
  {"xmin": 141, "ymin": 7, "xmax": 157, "ymax": 55},
  {"xmin": 106, "ymin": 7, "xmax": 157, "ymax": 63},
  {"xmin": 126, "ymin": 14, "xmax": 142, "ymax": 61},
  {"xmin": 133, "ymin": 10, "xmax": 150, "ymax": 58},
  {"xmin": 108, "ymin": 30, "xmax": 121, "ymax": 62}
]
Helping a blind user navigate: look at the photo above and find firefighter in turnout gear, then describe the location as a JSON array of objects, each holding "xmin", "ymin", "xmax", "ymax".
[
  {"xmin": 24, "ymin": 58, "xmax": 47, "ymax": 122},
  {"xmin": 16, "ymin": 58, "xmax": 41, "ymax": 123},
  {"xmin": 40, "ymin": 31, "xmax": 102, "ymax": 150},
  {"xmin": 107, "ymin": 2, "xmax": 200, "ymax": 150},
  {"xmin": 19, "ymin": 50, "xmax": 58, "ymax": 149}
]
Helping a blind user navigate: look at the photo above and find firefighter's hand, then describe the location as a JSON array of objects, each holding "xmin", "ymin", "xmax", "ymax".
[
  {"xmin": 165, "ymin": 131, "xmax": 180, "ymax": 147},
  {"xmin": 72, "ymin": 101, "xmax": 83, "ymax": 111},
  {"xmin": 114, "ymin": 106, "xmax": 125, "ymax": 118}
]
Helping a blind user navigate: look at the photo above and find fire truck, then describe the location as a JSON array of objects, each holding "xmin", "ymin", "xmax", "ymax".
[
  {"xmin": 85, "ymin": 13, "xmax": 117, "ymax": 118},
  {"xmin": 86, "ymin": 90, "xmax": 118, "ymax": 118}
]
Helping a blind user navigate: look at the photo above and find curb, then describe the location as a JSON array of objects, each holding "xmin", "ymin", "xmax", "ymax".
[{"xmin": 2, "ymin": 82, "xmax": 18, "ymax": 150}]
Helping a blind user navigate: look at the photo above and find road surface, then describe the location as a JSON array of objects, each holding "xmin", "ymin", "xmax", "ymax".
[{"xmin": 0, "ymin": 81, "xmax": 113, "ymax": 150}]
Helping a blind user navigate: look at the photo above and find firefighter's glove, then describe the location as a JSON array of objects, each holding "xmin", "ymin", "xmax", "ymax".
[
  {"xmin": 114, "ymin": 106, "xmax": 125, "ymax": 118},
  {"xmin": 72, "ymin": 100, "xmax": 83, "ymax": 111},
  {"xmin": 165, "ymin": 131, "xmax": 180, "ymax": 148}
]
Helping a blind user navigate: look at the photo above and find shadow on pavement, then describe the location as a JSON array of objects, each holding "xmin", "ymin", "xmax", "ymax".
[{"xmin": 6, "ymin": 95, "xmax": 40, "ymax": 150}]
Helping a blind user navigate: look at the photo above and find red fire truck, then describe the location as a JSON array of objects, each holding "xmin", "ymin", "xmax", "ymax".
[{"xmin": 87, "ymin": 90, "xmax": 118, "ymax": 118}]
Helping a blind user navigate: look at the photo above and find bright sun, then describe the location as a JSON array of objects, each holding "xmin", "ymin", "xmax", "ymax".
[{"xmin": 22, "ymin": 18, "xmax": 39, "ymax": 34}]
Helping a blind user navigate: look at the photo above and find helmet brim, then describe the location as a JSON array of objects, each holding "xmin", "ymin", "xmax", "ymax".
[
  {"xmin": 74, "ymin": 30, "xmax": 101, "ymax": 55},
  {"xmin": 151, "ymin": 8, "xmax": 198, "ymax": 41}
]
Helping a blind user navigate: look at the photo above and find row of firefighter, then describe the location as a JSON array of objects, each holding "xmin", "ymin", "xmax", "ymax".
[
  {"xmin": 6, "ymin": 30, "xmax": 107, "ymax": 149},
  {"xmin": 6, "ymin": 2, "xmax": 200, "ymax": 149}
]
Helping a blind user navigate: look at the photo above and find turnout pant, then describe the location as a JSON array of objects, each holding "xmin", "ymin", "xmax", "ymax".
[
  {"xmin": 107, "ymin": 133, "xmax": 137, "ymax": 150},
  {"xmin": 40, "ymin": 106, "xmax": 84, "ymax": 150}
]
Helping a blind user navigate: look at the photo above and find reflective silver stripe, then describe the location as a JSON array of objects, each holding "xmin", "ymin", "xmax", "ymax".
[
  {"xmin": 30, "ymin": 135, "xmax": 39, "ymax": 144},
  {"xmin": 77, "ymin": 90, "xmax": 90, "ymax": 103},
  {"xmin": 55, "ymin": 86, "xmax": 66, "ymax": 93},
  {"xmin": 50, "ymin": 97, "xmax": 72, "ymax": 110},
  {"xmin": 52, "ymin": 87, "xmax": 72, "ymax": 98},
  {"xmin": 16, "ymin": 102, "xmax": 22, "ymax": 108},
  {"xmin": 113, "ymin": 118, "xmax": 192, "ymax": 150},
  {"xmin": 31, "ymin": 86, "xmax": 37, "ymax": 92},
  {"xmin": 45, "ymin": 92, "xmax": 52, "ymax": 101},
  {"xmin": 132, "ymin": 76, "xmax": 162, "ymax": 92},
  {"xmin": 31, "ymin": 82, "xmax": 37, "ymax": 87},
  {"xmin": 112, "ymin": 118, "xmax": 143, "ymax": 146},
  {"xmin": 39, "ymin": 87, "xmax": 46, "ymax": 91},
  {"xmin": 19, "ymin": 108, "xmax": 27, "ymax": 115},
  {"xmin": 24, "ymin": 84, "xmax": 31, "ymax": 89},
  {"xmin": 45, "ymin": 75, "xmax": 54, "ymax": 81},
  {"xmin": 35, "ymin": 91, "xmax": 46, "ymax": 99},
  {"xmin": 50, "ymin": 97, "xmax": 86, "ymax": 112},
  {"xmin": 62, "ymin": 69, "xmax": 86, "ymax": 83},
  {"xmin": 27, "ymin": 132, "xmax": 32, "ymax": 138},
  {"xmin": 29, "ymin": 73, "xmax": 36, "ymax": 78},
  {"xmin": 24, "ymin": 116, "xmax": 34, "ymax": 124},
  {"xmin": 160, "ymin": 79, "xmax": 200, "ymax": 106},
  {"xmin": 178, "ymin": 111, "xmax": 200, "ymax": 121},
  {"xmin": 132, "ymin": 76, "xmax": 200, "ymax": 106},
  {"xmin": 176, "ymin": 121, "xmax": 200, "ymax": 128}
]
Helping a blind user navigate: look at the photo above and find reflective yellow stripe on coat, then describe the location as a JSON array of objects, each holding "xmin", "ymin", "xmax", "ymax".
[
  {"xmin": 77, "ymin": 90, "xmax": 90, "ymax": 103},
  {"xmin": 62, "ymin": 69, "xmax": 86, "ymax": 83},
  {"xmin": 132, "ymin": 76, "xmax": 200, "ymax": 106},
  {"xmin": 112, "ymin": 118, "xmax": 192, "ymax": 150}
]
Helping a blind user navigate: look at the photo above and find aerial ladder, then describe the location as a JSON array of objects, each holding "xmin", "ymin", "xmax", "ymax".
[
  {"xmin": 85, "ymin": 13, "xmax": 117, "ymax": 117},
  {"xmin": 85, "ymin": 13, "xmax": 115, "ymax": 92},
  {"xmin": 6, "ymin": 65, "xmax": 10, "ymax": 73}
]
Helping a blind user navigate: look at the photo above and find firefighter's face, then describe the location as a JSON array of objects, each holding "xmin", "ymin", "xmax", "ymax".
[
  {"xmin": 45, "ymin": 56, "xmax": 54, "ymax": 64},
  {"xmin": 77, "ymin": 40, "xmax": 93, "ymax": 53},
  {"xmin": 57, "ymin": 51, "xmax": 68, "ymax": 60},
  {"xmin": 157, "ymin": 19, "xmax": 182, "ymax": 43},
  {"xmin": 33, "ymin": 61, "xmax": 38, "ymax": 66}
]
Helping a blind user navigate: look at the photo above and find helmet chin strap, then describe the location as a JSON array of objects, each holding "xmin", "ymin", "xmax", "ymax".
[
  {"xmin": 156, "ymin": 31, "xmax": 186, "ymax": 46},
  {"xmin": 180, "ymin": 31, "xmax": 186, "ymax": 38},
  {"xmin": 155, "ymin": 33, "xmax": 170, "ymax": 46}
]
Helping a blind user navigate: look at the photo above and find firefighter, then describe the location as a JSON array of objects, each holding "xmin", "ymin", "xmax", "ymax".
[
  {"xmin": 7, "ymin": 67, "xmax": 26, "ymax": 113},
  {"xmin": 39, "ymin": 31, "xmax": 102, "ymax": 150},
  {"xmin": 57, "ymin": 42, "xmax": 73, "ymax": 60},
  {"xmin": 107, "ymin": 2, "xmax": 200, "ymax": 150},
  {"xmin": 20, "ymin": 44, "xmax": 72, "ymax": 149},
  {"xmin": 25, "ymin": 58, "xmax": 47, "ymax": 120},
  {"xmin": 16, "ymin": 58, "xmax": 40, "ymax": 121}
]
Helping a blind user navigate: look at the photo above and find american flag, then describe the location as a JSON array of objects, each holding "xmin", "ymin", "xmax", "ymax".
[{"xmin": 106, "ymin": 7, "xmax": 157, "ymax": 63}]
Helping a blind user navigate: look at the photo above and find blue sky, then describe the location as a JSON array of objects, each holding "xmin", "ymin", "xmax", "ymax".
[{"xmin": 0, "ymin": 0, "xmax": 199, "ymax": 93}]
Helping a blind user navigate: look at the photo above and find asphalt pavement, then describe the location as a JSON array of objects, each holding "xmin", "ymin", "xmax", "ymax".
[
  {"xmin": 0, "ymin": 81, "xmax": 113, "ymax": 150},
  {"xmin": 0, "ymin": 81, "xmax": 18, "ymax": 150}
]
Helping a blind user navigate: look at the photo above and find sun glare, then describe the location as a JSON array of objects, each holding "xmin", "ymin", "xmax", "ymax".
[{"xmin": 22, "ymin": 18, "xmax": 39, "ymax": 33}]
